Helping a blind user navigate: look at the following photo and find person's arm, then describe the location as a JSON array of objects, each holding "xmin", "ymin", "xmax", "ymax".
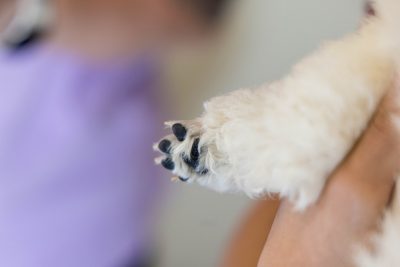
[
  {"xmin": 258, "ymin": 79, "xmax": 400, "ymax": 267},
  {"xmin": 220, "ymin": 199, "xmax": 280, "ymax": 267}
]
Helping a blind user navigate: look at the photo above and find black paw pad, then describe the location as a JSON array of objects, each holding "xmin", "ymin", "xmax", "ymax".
[
  {"xmin": 179, "ymin": 176, "xmax": 189, "ymax": 182},
  {"xmin": 183, "ymin": 156, "xmax": 198, "ymax": 169},
  {"xmin": 183, "ymin": 138, "xmax": 201, "ymax": 169},
  {"xmin": 158, "ymin": 139, "xmax": 171, "ymax": 154},
  {"xmin": 199, "ymin": 169, "xmax": 209, "ymax": 175},
  {"xmin": 161, "ymin": 158, "xmax": 175, "ymax": 171},
  {"xmin": 190, "ymin": 138, "xmax": 200, "ymax": 162},
  {"xmin": 172, "ymin": 123, "xmax": 187, "ymax": 142}
]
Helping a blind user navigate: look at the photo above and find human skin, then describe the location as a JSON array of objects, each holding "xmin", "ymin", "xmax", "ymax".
[
  {"xmin": 221, "ymin": 80, "xmax": 399, "ymax": 267},
  {"xmin": 257, "ymin": 79, "xmax": 400, "ymax": 267},
  {"xmin": 221, "ymin": 4, "xmax": 393, "ymax": 267},
  {"xmin": 48, "ymin": 0, "xmax": 211, "ymax": 59},
  {"xmin": 0, "ymin": 0, "xmax": 14, "ymax": 31},
  {"xmin": 220, "ymin": 199, "xmax": 280, "ymax": 267}
]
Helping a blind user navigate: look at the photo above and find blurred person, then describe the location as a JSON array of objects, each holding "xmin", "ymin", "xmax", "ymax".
[
  {"xmin": 0, "ymin": 0, "xmax": 51, "ymax": 49},
  {"xmin": 0, "ymin": 0, "xmax": 15, "ymax": 31},
  {"xmin": 0, "ymin": 0, "xmax": 230, "ymax": 267}
]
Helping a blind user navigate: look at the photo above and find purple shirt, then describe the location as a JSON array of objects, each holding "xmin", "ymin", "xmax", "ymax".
[{"xmin": 0, "ymin": 45, "xmax": 165, "ymax": 267}]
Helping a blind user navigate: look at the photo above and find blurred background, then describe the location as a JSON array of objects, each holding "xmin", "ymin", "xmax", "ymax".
[{"xmin": 0, "ymin": 0, "xmax": 364, "ymax": 266}]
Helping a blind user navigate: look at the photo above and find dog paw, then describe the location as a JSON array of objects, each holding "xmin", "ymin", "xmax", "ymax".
[{"xmin": 154, "ymin": 120, "xmax": 211, "ymax": 182}]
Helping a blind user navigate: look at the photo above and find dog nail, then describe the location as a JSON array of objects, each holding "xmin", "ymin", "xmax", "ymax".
[{"xmin": 172, "ymin": 123, "xmax": 187, "ymax": 142}]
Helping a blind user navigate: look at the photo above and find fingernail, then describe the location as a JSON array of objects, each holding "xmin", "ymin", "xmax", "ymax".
[{"xmin": 172, "ymin": 123, "xmax": 187, "ymax": 142}]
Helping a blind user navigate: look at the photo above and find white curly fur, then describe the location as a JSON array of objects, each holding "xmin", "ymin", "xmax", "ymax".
[
  {"xmin": 195, "ymin": 5, "xmax": 395, "ymax": 209},
  {"xmin": 156, "ymin": 0, "xmax": 400, "ymax": 265}
]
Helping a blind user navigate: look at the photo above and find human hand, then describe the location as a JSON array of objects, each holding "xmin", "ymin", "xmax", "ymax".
[{"xmin": 258, "ymin": 79, "xmax": 400, "ymax": 267}]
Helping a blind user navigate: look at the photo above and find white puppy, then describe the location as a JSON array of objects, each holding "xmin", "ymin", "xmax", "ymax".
[{"xmin": 155, "ymin": 0, "xmax": 400, "ymax": 265}]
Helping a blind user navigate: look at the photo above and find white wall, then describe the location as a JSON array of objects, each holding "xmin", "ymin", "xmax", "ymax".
[{"xmin": 158, "ymin": 0, "xmax": 364, "ymax": 266}]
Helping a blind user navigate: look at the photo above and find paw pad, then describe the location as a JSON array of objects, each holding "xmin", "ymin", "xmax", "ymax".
[
  {"xmin": 158, "ymin": 139, "xmax": 172, "ymax": 154},
  {"xmin": 154, "ymin": 121, "xmax": 210, "ymax": 182},
  {"xmin": 161, "ymin": 158, "xmax": 175, "ymax": 171},
  {"xmin": 172, "ymin": 123, "xmax": 187, "ymax": 142}
]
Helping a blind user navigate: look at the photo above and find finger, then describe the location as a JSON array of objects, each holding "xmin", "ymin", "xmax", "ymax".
[
  {"xmin": 172, "ymin": 123, "xmax": 187, "ymax": 142},
  {"xmin": 347, "ymin": 80, "xmax": 400, "ymax": 187},
  {"xmin": 322, "ymin": 81, "xmax": 400, "ymax": 218}
]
